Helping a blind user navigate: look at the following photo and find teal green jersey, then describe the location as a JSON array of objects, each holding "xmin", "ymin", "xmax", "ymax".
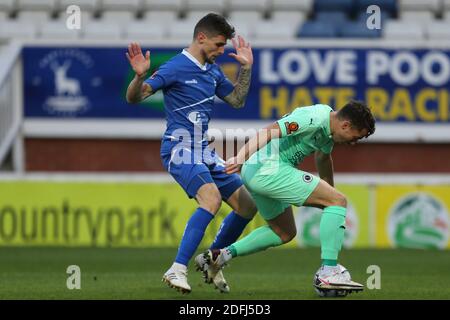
[{"xmin": 248, "ymin": 104, "xmax": 334, "ymax": 167}]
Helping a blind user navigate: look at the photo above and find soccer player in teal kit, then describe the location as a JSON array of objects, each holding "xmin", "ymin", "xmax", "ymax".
[{"xmin": 201, "ymin": 101, "xmax": 376, "ymax": 295}]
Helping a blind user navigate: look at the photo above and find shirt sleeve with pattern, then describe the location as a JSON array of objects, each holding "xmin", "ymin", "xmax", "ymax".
[
  {"xmin": 215, "ymin": 67, "xmax": 235, "ymax": 100},
  {"xmin": 144, "ymin": 62, "xmax": 177, "ymax": 92},
  {"xmin": 277, "ymin": 107, "xmax": 317, "ymax": 138}
]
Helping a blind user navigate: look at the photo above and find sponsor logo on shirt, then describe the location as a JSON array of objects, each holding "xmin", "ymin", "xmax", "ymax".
[
  {"xmin": 284, "ymin": 121, "xmax": 299, "ymax": 135},
  {"xmin": 289, "ymin": 150, "xmax": 306, "ymax": 165},
  {"xmin": 188, "ymin": 111, "xmax": 205, "ymax": 124},
  {"xmin": 185, "ymin": 79, "xmax": 198, "ymax": 84}
]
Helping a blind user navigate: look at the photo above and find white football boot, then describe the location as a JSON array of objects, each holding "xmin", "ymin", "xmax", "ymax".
[
  {"xmin": 314, "ymin": 264, "xmax": 364, "ymax": 293},
  {"xmin": 195, "ymin": 249, "xmax": 230, "ymax": 293},
  {"xmin": 162, "ymin": 263, "xmax": 191, "ymax": 294}
]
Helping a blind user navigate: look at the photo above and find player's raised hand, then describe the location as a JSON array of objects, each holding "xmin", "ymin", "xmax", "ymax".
[
  {"xmin": 126, "ymin": 42, "xmax": 151, "ymax": 79},
  {"xmin": 224, "ymin": 156, "xmax": 242, "ymax": 174},
  {"xmin": 228, "ymin": 35, "xmax": 253, "ymax": 68}
]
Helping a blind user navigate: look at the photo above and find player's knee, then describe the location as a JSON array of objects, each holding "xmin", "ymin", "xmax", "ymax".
[
  {"xmin": 200, "ymin": 193, "xmax": 222, "ymax": 214},
  {"xmin": 279, "ymin": 228, "xmax": 297, "ymax": 244},
  {"xmin": 280, "ymin": 231, "xmax": 296, "ymax": 243},
  {"xmin": 242, "ymin": 200, "xmax": 258, "ymax": 218}
]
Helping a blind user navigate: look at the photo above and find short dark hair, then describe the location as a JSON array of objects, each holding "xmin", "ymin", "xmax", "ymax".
[
  {"xmin": 193, "ymin": 13, "xmax": 235, "ymax": 40},
  {"xmin": 337, "ymin": 100, "xmax": 376, "ymax": 138}
]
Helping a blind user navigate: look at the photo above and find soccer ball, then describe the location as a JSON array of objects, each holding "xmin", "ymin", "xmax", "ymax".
[{"xmin": 313, "ymin": 264, "xmax": 351, "ymax": 298}]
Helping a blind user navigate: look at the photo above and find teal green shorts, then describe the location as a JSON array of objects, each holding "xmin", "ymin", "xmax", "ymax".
[{"xmin": 241, "ymin": 158, "xmax": 320, "ymax": 221}]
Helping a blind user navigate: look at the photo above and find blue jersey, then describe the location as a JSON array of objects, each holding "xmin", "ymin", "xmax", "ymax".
[
  {"xmin": 145, "ymin": 49, "xmax": 242, "ymax": 199},
  {"xmin": 145, "ymin": 49, "xmax": 234, "ymax": 147}
]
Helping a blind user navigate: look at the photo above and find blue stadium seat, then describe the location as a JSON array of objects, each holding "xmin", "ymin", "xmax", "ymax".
[
  {"xmin": 297, "ymin": 21, "xmax": 338, "ymax": 38},
  {"xmin": 355, "ymin": 0, "xmax": 397, "ymax": 17},
  {"xmin": 338, "ymin": 21, "xmax": 382, "ymax": 38},
  {"xmin": 314, "ymin": 0, "xmax": 354, "ymax": 12},
  {"xmin": 357, "ymin": 10, "xmax": 391, "ymax": 21},
  {"xmin": 356, "ymin": 9, "xmax": 390, "ymax": 32},
  {"xmin": 316, "ymin": 11, "xmax": 349, "ymax": 24}
]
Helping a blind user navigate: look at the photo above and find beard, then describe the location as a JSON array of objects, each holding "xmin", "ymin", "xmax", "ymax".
[
  {"xmin": 202, "ymin": 49, "xmax": 216, "ymax": 64},
  {"xmin": 205, "ymin": 55, "xmax": 216, "ymax": 64}
]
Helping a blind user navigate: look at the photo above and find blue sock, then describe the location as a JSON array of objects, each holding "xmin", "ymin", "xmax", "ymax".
[
  {"xmin": 210, "ymin": 211, "xmax": 251, "ymax": 249},
  {"xmin": 175, "ymin": 207, "xmax": 214, "ymax": 266}
]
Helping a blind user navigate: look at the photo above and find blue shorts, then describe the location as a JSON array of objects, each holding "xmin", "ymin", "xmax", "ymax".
[{"xmin": 161, "ymin": 140, "xmax": 243, "ymax": 200}]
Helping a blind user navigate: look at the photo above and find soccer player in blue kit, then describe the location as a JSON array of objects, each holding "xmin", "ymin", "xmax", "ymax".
[{"xmin": 126, "ymin": 13, "xmax": 256, "ymax": 294}]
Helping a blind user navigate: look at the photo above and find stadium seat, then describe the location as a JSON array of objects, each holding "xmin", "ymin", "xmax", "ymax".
[
  {"xmin": 16, "ymin": 11, "xmax": 53, "ymax": 27},
  {"xmin": 383, "ymin": 21, "xmax": 424, "ymax": 40},
  {"xmin": 315, "ymin": 11, "xmax": 349, "ymax": 24},
  {"xmin": 0, "ymin": 21, "xmax": 37, "ymax": 40},
  {"xmin": 253, "ymin": 21, "xmax": 298, "ymax": 40},
  {"xmin": 100, "ymin": 11, "xmax": 137, "ymax": 25},
  {"xmin": 357, "ymin": 10, "xmax": 391, "ymax": 22},
  {"xmin": 142, "ymin": 10, "xmax": 179, "ymax": 24},
  {"xmin": 226, "ymin": 20, "xmax": 252, "ymax": 40},
  {"xmin": 298, "ymin": 21, "xmax": 338, "ymax": 38},
  {"xmin": 17, "ymin": 0, "xmax": 56, "ymax": 11},
  {"xmin": 424, "ymin": 22, "xmax": 450, "ymax": 39},
  {"xmin": 142, "ymin": 0, "xmax": 186, "ymax": 12},
  {"xmin": 185, "ymin": 0, "xmax": 227, "ymax": 12},
  {"xmin": 356, "ymin": 9, "xmax": 389, "ymax": 32},
  {"xmin": 399, "ymin": 11, "xmax": 436, "ymax": 23},
  {"xmin": 228, "ymin": 11, "xmax": 264, "ymax": 25},
  {"xmin": 398, "ymin": 0, "xmax": 441, "ymax": 14},
  {"xmin": 100, "ymin": 0, "xmax": 142, "ymax": 12},
  {"xmin": 270, "ymin": 11, "xmax": 306, "ymax": 29},
  {"xmin": 0, "ymin": 11, "xmax": 9, "ymax": 21},
  {"xmin": 442, "ymin": 0, "xmax": 450, "ymax": 10},
  {"xmin": 355, "ymin": 0, "xmax": 397, "ymax": 18},
  {"xmin": 54, "ymin": 10, "xmax": 95, "ymax": 24},
  {"xmin": 339, "ymin": 21, "xmax": 382, "ymax": 38},
  {"xmin": 270, "ymin": 0, "xmax": 313, "ymax": 13},
  {"xmin": 185, "ymin": 10, "xmax": 224, "ymax": 23},
  {"xmin": 82, "ymin": 21, "xmax": 123, "ymax": 39},
  {"xmin": 39, "ymin": 21, "xmax": 81, "ymax": 39},
  {"xmin": 168, "ymin": 20, "xmax": 197, "ymax": 39},
  {"xmin": 125, "ymin": 22, "xmax": 166, "ymax": 41},
  {"xmin": 228, "ymin": 0, "xmax": 270, "ymax": 12},
  {"xmin": 314, "ymin": 0, "xmax": 353, "ymax": 12},
  {"xmin": 0, "ymin": 0, "xmax": 15, "ymax": 13},
  {"xmin": 58, "ymin": 0, "xmax": 100, "ymax": 12}
]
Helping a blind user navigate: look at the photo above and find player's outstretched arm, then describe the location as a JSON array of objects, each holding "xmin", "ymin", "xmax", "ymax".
[
  {"xmin": 223, "ymin": 36, "xmax": 253, "ymax": 108},
  {"xmin": 126, "ymin": 42, "xmax": 153, "ymax": 104},
  {"xmin": 225, "ymin": 122, "xmax": 281, "ymax": 174},
  {"xmin": 314, "ymin": 151, "xmax": 335, "ymax": 187}
]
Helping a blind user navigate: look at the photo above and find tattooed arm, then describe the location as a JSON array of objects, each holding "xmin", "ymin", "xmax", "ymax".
[
  {"xmin": 223, "ymin": 65, "xmax": 252, "ymax": 108},
  {"xmin": 224, "ymin": 35, "xmax": 253, "ymax": 108}
]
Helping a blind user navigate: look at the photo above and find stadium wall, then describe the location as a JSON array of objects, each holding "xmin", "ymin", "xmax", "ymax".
[
  {"xmin": 19, "ymin": 39, "xmax": 450, "ymax": 174},
  {"xmin": 24, "ymin": 138, "xmax": 450, "ymax": 173},
  {"xmin": 0, "ymin": 175, "xmax": 448, "ymax": 249},
  {"xmin": 1, "ymin": 40, "xmax": 449, "ymax": 250}
]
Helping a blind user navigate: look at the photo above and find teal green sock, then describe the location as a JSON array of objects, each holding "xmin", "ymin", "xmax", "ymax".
[
  {"xmin": 322, "ymin": 259, "xmax": 338, "ymax": 266},
  {"xmin": 228, "ymin": 225, "xmax": 283, "ymax": 257},
  {"xmin": 320, "ymin": 206, "xmax": 346, "ymax": 262},
  {"xmin": 228, "ymin": 245, "xmax": 238, "ymax": 257}
]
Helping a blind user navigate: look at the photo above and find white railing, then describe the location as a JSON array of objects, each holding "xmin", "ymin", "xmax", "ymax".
[{"xmin": 0, "ymin": 41, "xmax": 24, "ymax": 172}]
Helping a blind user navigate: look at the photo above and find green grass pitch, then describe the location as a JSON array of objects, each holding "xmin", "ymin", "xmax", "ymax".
[{"xmin": 0, "ymin": 247, "xmax": 449, "ymax": 300}]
